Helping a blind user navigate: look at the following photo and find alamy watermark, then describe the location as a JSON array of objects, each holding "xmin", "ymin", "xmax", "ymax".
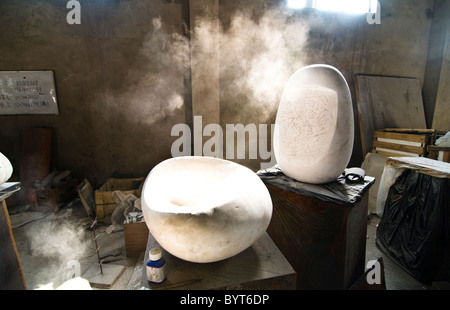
[
  {"xmin": 66, "ymin": 260, "xmax": 81, "ymax": 280},
  {"xmin": 171, "ymin": 116, "xmax": 277, "ymax": 170},
  {"xmin": 66, "ymin": 0, "xmax": 81, "ymax": 25},
  {"xmin": 366, "ymin": 259, "xmax": 382, "ymax": 285},
  {"xmin": 68, "ymin": 1, "xmax": 380, "ymax": 26},
  {"xmin": 66, "ymin": 258, "xmax": 383, "ymax": 285},
  {"xmin": 367, "ymin": 1, "xmax": 381, "ymax": 25}
]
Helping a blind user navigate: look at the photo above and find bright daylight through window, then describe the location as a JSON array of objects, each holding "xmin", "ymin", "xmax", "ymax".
[{"xmin": 287, "ymin": 0, "xmax": 378, "ymax": 14}]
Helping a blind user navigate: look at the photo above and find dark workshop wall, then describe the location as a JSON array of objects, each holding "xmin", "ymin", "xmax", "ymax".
[
  {"xmin": 0, "ymin": 0, "xmax": 439, "ymax": 189},
  {"xmin": 0, "ymin": 0, "xmax": 189, "ymax": 187}
]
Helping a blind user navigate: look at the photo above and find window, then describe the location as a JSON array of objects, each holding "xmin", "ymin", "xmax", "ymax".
[
  {"xmin": 287, "ymin": 0, "xmax": 378, "ymax": 14},
  {"xmin": 287, "ymin": 0, "xmax": 308, "ymax": 9}
]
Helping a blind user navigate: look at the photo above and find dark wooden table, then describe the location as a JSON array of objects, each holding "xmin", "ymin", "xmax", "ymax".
[{"xmin": 138, "ymin": 232, "xmax": 296, "ymax": 290}]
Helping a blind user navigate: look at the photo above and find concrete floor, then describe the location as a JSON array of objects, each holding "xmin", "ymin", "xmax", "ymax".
[
  {"xmin": 10, "ymin": 201, "xmax": 141, "ymax": 290},
  {"xmin": 365, "ymin": 214, "xmax": 432, "ymax": 290},
  {"xmin": 8, "ymin": 200, "xmax": 443, "ymax": 290}
]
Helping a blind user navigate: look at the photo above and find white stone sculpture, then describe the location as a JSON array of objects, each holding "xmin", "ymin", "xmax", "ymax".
[
  {"xmin": 273, "ymin": 64, "xmax": 354, "ymax": 184},
  {"xmin": 141, "ymin": 156, "xmax": 273, "ymax": 263},
  {"xmin": 0, "ymin": 152, "xmax": 13, "ymax": 185}
]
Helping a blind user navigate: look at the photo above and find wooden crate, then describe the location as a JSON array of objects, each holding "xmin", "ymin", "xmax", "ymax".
[
  {"xmin": 30, "ymin": 178, "xmax": 78, "ymax": 213},
  {"xmin": 123, "ymin": 221, "xmax": 149, "ymax": 257},
  {"xmin": 428, "ymin": 146, "xmax": 450, "ymax": 163},
  {"xmin": 372, "ymin": 129, "xmax": 435, "ymax": 158},
  {"xmin": 95, "ymin": 177, "xmax": 144, "ymax": 219},
  {"xmin": 427, "ymin": 131, "xmax": 450, "ymax": 163}
]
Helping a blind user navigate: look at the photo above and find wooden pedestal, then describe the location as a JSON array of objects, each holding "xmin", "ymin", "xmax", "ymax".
[{"xmin": 259, "ymin": 167, "xmax": 375, "ymax": 290}]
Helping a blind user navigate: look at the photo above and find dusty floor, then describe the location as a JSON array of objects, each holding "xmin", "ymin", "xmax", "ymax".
[
  {"xmin": 10, "ymin": 201, "xmax": 141, "ymax": 290},
  {"xmin": 8, "ymin": 199, "xmax": 447, "ymax": 290}
]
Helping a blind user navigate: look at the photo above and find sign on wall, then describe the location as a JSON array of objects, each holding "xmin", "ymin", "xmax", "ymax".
[{"xmin": 0, "ymin": 71, "xmax": 59, "ymax": 115}]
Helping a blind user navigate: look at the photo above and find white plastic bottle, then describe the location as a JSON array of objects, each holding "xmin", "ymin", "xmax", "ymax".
[{"xmin": 146, "ymin": 248, "xmax": 166, "ymax": 284}]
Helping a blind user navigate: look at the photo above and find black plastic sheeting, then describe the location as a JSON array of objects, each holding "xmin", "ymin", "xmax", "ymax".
[
  {"xmin": 257, "ymin": 165, "xmax": 375, "ymax": 207},
  {"xmin": 376, "ymin": 169, "xmax": 450, "ymax": 284}
]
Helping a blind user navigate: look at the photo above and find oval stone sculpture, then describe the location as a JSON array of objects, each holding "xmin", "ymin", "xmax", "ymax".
[
  {"xmin": 273, "ymin": 64, "xmax": 354, "ymax": 184},
  {"xmin": 0, "ymin": 152, "xmax": 13, "ymax": 185},
  {"xmin": 141, "ymin": 156, "xmax": 273, "ymax": 263}
]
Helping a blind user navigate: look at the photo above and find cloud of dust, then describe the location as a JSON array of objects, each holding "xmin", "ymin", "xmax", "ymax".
[
  {"xmin": 114, "ymin": 7, "xmax": 309, "ymax": 125},
  {"xmin": 25, "ymin": 209, "xmax": 93, "ymax": 289},
  {"xmin": 106, "ymin": 17, "xmax": 190, "ymax": 125},
  {"xmin": 216, "ymin": 9, "xmax": 309, "ymax": 121}
]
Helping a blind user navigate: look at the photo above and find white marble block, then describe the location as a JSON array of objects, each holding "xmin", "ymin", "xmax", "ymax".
[{"xmin": 273, "ymin": 64, "xmax": 354, "ymax": 184}]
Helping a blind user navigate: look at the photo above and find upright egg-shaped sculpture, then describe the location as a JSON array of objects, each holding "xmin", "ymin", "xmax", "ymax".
[
  {"xmin": 273, "ymin": 64, "xmax": 354, "ymax": 184},
  {"xmin": 0, "ymin": 152, "xmax": 13, "ymax": 185},
  {"xmin": 141, "ymin": 156, "xmax": 273, "ymax": 263}
]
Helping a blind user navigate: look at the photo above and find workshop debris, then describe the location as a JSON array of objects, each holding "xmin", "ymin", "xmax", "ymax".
[
  {"xmin": 19, "ymin": 127, "xmax": 52, "ymax": 206},
  {"xmin": 106, "ymin": 191, "xmax": 141, "ymax": 234},
  {"xmin": 81, "ymin": 219, "xmax": 127, "ymax": 289},
  {"xmin": 29, "ymin": 170, "xmax": 78, "ymax": 213},
  {"xmin": 95, "ymin": 177, "xmax": 143, "ymax": 221},
  {"xmin": 436, "ymin": 131, "xmax": 450, "ymax": 147},
  {"xmin": 430, "ymin": 131, "xmax": 450, "ymax": 162},
  {"xmin": 81, "ymin": 263, "xmax": 125, "ymax": 289},
  {"xmin": 77, "ymin": 178, "xmax": 95, "ymax": 219},
  {"xmin": 91, "ymin": 220, "xmax": 103, "ymax": 275}
]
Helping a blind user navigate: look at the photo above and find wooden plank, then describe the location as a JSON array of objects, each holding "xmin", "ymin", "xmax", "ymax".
[
  {"xmin": 77, "ymin": 179, "xmax": 96, "ymax": 218},
  {"xmin": 355, "ymin": 75, "xmax": 427, "ymax": 156},
  {"xmin": 19, "ymin": 127, "xmax": 52, "ymax": 205},
  {"xmin": 0, "ymin": 200, "xmax": 27, "ymax": 290},
  {"xmin": 432, "ymin": 21, "xmax": 450, "ymax": 132},
  {"xmin": 428, "ymin": 146, "xmax": 450, "ymax": 163},
  {"xmin": 374, "ymin": 149, "xmax": 419, "ymax": 158},
  {"xmin": 373, "ymin": 131, "xmax": 426, "ymax": 143},
  {"xmin": 384, "ymin": 128, "xmax": 436, "ymax": 134},
  {"xmin": 386, "ymin": 157, "xmax": 450, "ymax": 178},
  {"xmin": 82, "ymin": 264, "xmax": 125, "ymax": 289},
  {"xmin": 429, "ymin": 146, "xmax": 450, "ymax": 152},
  {"xmin": 355, "ymin": 76, "xmax": 374, "ymax": 157},
  {"xmin": 95, "ymin": 195, "xmax": 105, "ymax": 219},
  {"xmin": 372, "ymin": 140, "xmax": 425, "ymax": 155}
]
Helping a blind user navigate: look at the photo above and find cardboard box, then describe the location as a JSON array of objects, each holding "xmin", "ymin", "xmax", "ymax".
[
  {"xmin": 123, "ymin": 221, "xmax": 149, "ymax": 257},
  {"xmin": 95, "ymin": 177, "xmax": 144, "ymax": 219},
  {"xmin": 30, "ymin": 178, "xmax": 78, "ymax": 213}
]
